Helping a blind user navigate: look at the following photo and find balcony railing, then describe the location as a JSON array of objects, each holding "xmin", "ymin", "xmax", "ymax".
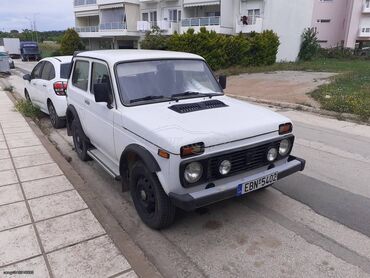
[
  {"xmin": 236, "ymin": 16, "xmax": 263, "ymax": 33},
  {"xmin": 74, "ymin": 0, "xmax": 96, "ymax": 6},
  {"xmin": 181, "ymin": 16, "xmax": 220, "ymax": 27},
  {"xmin": 137, "ymin": 20, "xmax": 175, "ymax": 31},
  {"xmin": 75, "ymin": 26, "xmax": 99, "ymax": 32},
  {"xmin": 99, "ymin": 22, "xmax": 127, "ymax": 30},
  {"xmin": 359, "ymin": 27, "xmax": 370, "ymax": 37}
]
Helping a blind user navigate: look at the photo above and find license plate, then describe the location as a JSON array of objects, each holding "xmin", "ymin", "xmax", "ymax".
[{"xmin": 237, "ymin": 172, "xmax": 278, "ymax": 196}]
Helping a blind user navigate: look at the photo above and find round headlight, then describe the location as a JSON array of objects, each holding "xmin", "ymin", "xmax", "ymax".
[
  {"xmin": 184, "ymin": 162, "xmax": 203, "ymax": 183},
  {"xmin": 267, "ymin": 147, "xmax": 278, "ymax": 162},
  {"xmin": 279, "ymin": 139, "xmax": 291, "ymax": 156},
  {"xmin": 219, "ymin": 160, "xmax": 232, "ymax": 175}
]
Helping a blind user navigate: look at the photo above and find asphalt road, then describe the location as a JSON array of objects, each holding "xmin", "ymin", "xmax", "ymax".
[{"xmin": 4, "ymin": 62, "xmax": 370, "ymax": 277}]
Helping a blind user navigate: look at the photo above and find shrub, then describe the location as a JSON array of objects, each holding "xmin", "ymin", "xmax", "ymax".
[
  {"xmin": 60, "ymin": 28, "xmax": 85, "ymax": 55},
  {"xmin": 15, "ymin": 100, "xmax": 41, "ymax": 119},
  {"xmin": 298, "ymin": 28, "xmax": 320, "ymax": 61},
  {"xmin": 319, "ymin": 47, "xmax": 355, "ymax": 59},
  {"xmin": 141, "ymin": 28, "xmax": 279, "ymax": 70}
]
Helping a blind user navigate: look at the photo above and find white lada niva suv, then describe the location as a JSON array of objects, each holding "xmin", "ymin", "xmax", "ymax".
[{"xmin": 66, "ymin": 50, "xmax": 306, "ymax": 229}]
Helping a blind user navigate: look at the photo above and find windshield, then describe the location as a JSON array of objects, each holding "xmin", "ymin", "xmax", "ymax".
[
  {"xmin": 23, "ymin": 47, "xmax": 39, "ymax": 54},
  {"xmin": 116, "ymin": 59, "xmax": 222, "ymax": 105},
  {"xmin": 60, "ymin": 63, "xmax": 71, "ymax": 79}
]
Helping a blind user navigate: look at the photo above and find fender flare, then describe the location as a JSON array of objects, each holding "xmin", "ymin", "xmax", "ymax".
[
  {"xmin": 66, "ymin": 104, "xmax": 82, "ymax": 136},
  {"xmin": 120, "ymin": 144, "xmax": 161, "ymax": 174}
]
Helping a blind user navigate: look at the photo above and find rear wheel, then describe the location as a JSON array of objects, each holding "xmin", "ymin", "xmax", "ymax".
[
  {"xmin": 72, "ymin": 121, "xmax": 91, "ymax": 161},
  {"xmin": 130, "ymin": 161, "xmax": 176, "ymax": 229},
  {"xmin": 25, "ymin": 90, "xmax": 31, "ymax": 102},
  {"xmin": 48, "ymin": 101, "xmax": 65, "ymax": 129}
]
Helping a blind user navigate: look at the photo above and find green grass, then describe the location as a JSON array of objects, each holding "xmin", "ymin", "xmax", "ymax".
[
  {"xmin": 3, "ymin": 86, "xmax": 14, "ymax": 93},
  {"xmin": 218, "ymin": 58, "xmax": 370, "ymax": 120},
  {"xmin": 15, "ymin": 100, "xmax": 41, "ymax": 119}
]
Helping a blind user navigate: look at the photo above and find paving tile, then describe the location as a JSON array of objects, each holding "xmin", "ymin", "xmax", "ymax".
[
  {"xmin": 5, "ymin": 132, "xmax": 38, "ymax": 141},
  {"xmin": 13, "ymin": 153, "xmax": 53, "ymax": 169},
  {"xmin": 47, "ymin": 235, "xmax": 131, "ymax": 278},
  {"xmin": 36, "ymin": 210, "xmax": 105, "ymax": 252},
  {"xmin": 22, "ymin": 175, "xmax": 74, "ymax": 199},
  {"xmin": 0, "ymin": 149, "xmax": 10, "ymax": 159},
  {"xmin": 7, "ymin": 137, "xmax": 41, "ymax": 149},
  {"xmin": 0, "ymin": 141, "xmax": 6, "ymax": 149},
  {"xmin": 0, "ymin": 170, "xmax": 18, "ymax": 187},
  {"xmin": 0, "ymin": 158, "xmax": 13, "ymax": 171},
  {"xmin": 0, "ymin": 184, "xmax": 23, "ymax": 206},
  {"xmin": 0, "ymin": 121, "xmax": 28, "ymax": 129},
  {"xmin": 0, "ymin": 134, "xmax": 4, "ymax": 142},
  {"xmin": 29, "ymin": 190, "xmax": 87, "ymax": 222},
  {"xmin": 2, "ymin": 126, "xmax": 33, "ymax": 135},
  {"xmin": 17, "ymin": 163, "xmax": 63, "ymax": 182},
  {"xmin": 116, "ymin": 271, "xmax": 138, "ymax": 278},
  {"xmin": 1, "ymin": 256, "xmax": 50, "ymax": 278},
  {"xmin": 0, "ymin": 202, "xmax": 31, "ymax": 231},
  {"xmin": 9, "ymin": 145, "xmax": 47, "ymax": 158},
  {"xmin": 0, "ymin": 225, "xmax": 41, "ymax": 267}
]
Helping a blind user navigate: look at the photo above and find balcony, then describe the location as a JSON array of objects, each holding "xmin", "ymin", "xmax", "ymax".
[
  {"xmin": 235, "ymin": 17, "xmax": 263, "ymax": 33},
  {"xmin": 181, "ymin": 16, "xmax": 220, "ymax": 33},
  {"xmin": 137, "ymin": 21, "xmax": 180, "ymax": 34},
  {"xmin": 74, "ymin": 0, "xmax": 96, "ymax": 6},
  {"xmin": 359, "ymin": 27, "xmax": 370, "ymax": 37},
  {"xmin": 183, "ymin": 0, "xmax": 220, "ymax": 7},
  {"xmin": 100, "ymin": 22, "xmax": 127, "ymax": 30},
  {"xmin": 75, "ymin": 26, "xmax": 99, "ymax": 32}
]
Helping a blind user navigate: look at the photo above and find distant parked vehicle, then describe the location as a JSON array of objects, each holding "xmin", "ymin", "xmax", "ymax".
[
  {"xmin": 23, "ymin": 56, "xmax": 72, "ymax": 128},
  {"xmin": 0, "ymin": 38, "xmax": 21, "ymax": 59},
  {"xmin": 20, "ymin": 41, "xmax": 41, "ymax": 61},
  {"xmin": 0, "ymin": 51, "xmax": 11, "ymax": 73},
  {"xmin": 358, "ymin": 47, "xmax": 370, "ymax": 57}
]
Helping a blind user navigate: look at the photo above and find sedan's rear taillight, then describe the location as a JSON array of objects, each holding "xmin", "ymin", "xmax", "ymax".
[{"xmin": 53, "ymin": 81, "xmax": 67, "ymax": 96}]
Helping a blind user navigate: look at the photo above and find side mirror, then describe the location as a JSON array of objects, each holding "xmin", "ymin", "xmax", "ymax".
[
  {"xmin": 93, "ymin": 83, "xmax": 112, "ymax": 107},
  {"xmin": 23, "ymin": 74, "xmax": 31, "ymax": 82},
  {"xmin": 219, "ymin": 75, "xmax": 227, "ymax": 90}
]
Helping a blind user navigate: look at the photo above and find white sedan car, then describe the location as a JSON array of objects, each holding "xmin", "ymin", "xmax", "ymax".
[{"xmin": 23, "ymin": 56, "xmax": 72, "ymax": 128}]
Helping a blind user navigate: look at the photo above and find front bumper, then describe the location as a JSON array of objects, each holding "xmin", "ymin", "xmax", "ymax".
[{"xmin": 170, "ymin": 155, "xmax": 305, "ymax": 211}]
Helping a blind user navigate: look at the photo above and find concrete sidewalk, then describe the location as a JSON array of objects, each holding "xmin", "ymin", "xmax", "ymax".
[{"xmin": 0, "ymin": 91, "xmax": 137, "ymax": 277}]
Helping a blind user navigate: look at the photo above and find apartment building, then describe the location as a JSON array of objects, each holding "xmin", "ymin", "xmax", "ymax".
[{"xmin": 73, "ymin": 0, "xmax": 370, "ymax": 62}]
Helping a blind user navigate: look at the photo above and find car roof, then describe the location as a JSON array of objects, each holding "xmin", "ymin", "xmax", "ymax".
[
  {"xmin": 43, "ymin": 56, "xmax": 72, "ymax": 64},
  {"xmin": 75, "ymin": 49, "xmax": 204, "ymax": 64}
]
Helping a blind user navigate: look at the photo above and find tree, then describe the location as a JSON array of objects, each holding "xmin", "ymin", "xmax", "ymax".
[
  {"xmin": 60, "ymin": 28, "xmax": 85, "ymax": 55},
  {"xmin": 298, "ymin": 28, "xmax": 320, "ymax": 61}
]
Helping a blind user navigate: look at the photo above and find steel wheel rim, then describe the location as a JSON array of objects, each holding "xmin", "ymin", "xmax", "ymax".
[
  {"xmin": 136, "ymin": 176, "xmax": 156, "ymax": 217},
  {"xmin": 74, "ymin": 130, "xmax": 83, "ymax": 154},
  {"xmin": 49, "ymin": 104, "xmax": 56, "ymax": 126}
]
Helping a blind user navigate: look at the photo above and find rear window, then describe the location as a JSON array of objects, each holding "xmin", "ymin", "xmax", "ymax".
[{"xmin": 60, "ymin": 63, "xmax": 71, "ymax": 79}]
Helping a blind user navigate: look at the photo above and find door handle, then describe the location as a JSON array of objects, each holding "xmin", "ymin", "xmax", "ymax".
[
  {"xmin": 43, "ymin": 84, "xmax": 47, "ymax": 87},
  {"xmin": 85, "ymin": 99, "xmax": 90, "ymax": 105}
]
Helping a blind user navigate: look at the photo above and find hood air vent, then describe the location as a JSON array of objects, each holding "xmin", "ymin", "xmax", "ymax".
[{"xmin": 169, "ymin": 100, "xmax": 228, "ymax": 114}]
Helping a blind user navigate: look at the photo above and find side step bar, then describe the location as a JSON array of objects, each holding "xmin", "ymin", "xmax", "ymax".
[{"xmin": 87, "ymin": 148, "xmax": 121, "ymax": 181}]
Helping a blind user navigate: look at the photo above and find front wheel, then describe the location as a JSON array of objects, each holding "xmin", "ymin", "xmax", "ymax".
[
  {"xmin": 72, "ymin": 121, "xmax": 91, "ymax": 161},
  {"xmin": 48, "ymin": 102, "xmax": 65, "ymax": 129},
  {"xmin": 130, "ymin": 161, "xmax": 176, "ymax": 229}
]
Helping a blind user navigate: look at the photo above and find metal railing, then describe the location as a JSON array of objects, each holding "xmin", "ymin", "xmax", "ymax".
[
  {"xmin": 237, "ymin": 15, "xmax": 261, "ymax": 26},
  {"xmin": 99, "ymin": 22, "xmax": 127, "ymax": 30},
  {"xmin": 74, "ymin": 0, "xmax": 96, "ymax": 6},
  {"xmin": 75, "ymin": 26, "xmax": 99, "ymax": 32},
  {"xmin": 182, "ymin": 16, "xmax": 220, "ymax": 27}
]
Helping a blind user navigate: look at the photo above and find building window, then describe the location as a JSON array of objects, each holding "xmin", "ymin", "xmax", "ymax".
[
  {"xmin": 169, "ymin": 9, "xmax": 178, "ymax": 22},
  {"xmin": 366, "ymin": 0, "xmax": 370, "ymax": 8},
  {"xmin": 317, "ymin": 19, "xmax": 331, "ymax": 23}
]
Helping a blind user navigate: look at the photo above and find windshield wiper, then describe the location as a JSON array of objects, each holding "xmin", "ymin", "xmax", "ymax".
[
  {"xmin": 171, "ymin": 91, "xmax": 221, "ymax": 100},
  {"xmin": 130, "ymin": 95, "xmax": 170, "ymax": 104}
]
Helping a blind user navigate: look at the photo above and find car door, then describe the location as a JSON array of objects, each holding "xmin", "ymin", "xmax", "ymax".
[
  {"xmin": 70, "ymin": 59, "xmax": 90, "ymax": 131},
  {"xmin": 28, "ymin": 61, "xmax": 45, "ymax": 105},
  {"xmin": 84, "ymin": 61, "xmax": 116, "ymax": 161},
  {"xmin": 39, "ymin": 61, "xmax": 56, "ymax": 113}
]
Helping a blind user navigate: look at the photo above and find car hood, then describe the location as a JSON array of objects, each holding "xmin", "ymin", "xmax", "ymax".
[{"xmin": 121, "ymin": 96, "xmax": 291, "ymax": 154}]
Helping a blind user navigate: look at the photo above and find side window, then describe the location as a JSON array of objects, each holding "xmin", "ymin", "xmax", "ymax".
[
  {"xmin": 72, "ymin": 60, "xmax": 89, "ymax": 91},
  {"xmin": 31, "ymin": 62, "xmax": 44, "ymax": 79},
  {"xmin": 41, "ymin": 61, "xmax": 55, "ymax": 81},
  {"xmin": 91, "ymin": 62, "xmax": 113, "ymax": 101}
]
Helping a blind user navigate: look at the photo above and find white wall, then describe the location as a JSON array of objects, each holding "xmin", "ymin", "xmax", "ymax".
[{"xmin": 263, "ymin": 0, "xmax": 315, "ymax": 61}]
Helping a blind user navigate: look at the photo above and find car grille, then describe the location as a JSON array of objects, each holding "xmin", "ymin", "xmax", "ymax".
[{"xmin": 207, "ymin": 141, "xmax": 280, "ymax": 179}]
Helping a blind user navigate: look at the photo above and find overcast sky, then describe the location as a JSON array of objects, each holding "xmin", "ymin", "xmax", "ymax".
[{"xmin": 0, "ymin": 0, "xmax": 74, "ymax": 32}]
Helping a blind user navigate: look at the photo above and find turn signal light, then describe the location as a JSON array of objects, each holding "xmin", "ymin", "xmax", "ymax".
[
  {"xmin": 158, "ymin": 149, "xmax": 170, "ymax": 159},
  {"xmin": 180, "ymin": 142, "xmax": 205, "ymax": 158},
  {"xmin": 279, "ymin": 123, "xmax": 293, "ymax": 135}
]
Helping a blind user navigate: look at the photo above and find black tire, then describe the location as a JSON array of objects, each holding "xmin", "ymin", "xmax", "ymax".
[
  {"xmin": 72, "ymin": 121, "xmax": 91, "ymax": 161},
  {"xmin": 130, "ymin": 161, "xmax": 176, "ymax": 229},
  {"xmin": 24, "ymin": 90, "xmax": 31, "ymax": 102},
  {"xmin": 48, "ymin": 101, "xmax": 66, "ymax": 129}
]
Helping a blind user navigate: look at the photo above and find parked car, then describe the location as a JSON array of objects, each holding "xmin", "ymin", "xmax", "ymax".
[
  {"xmin": 20, "ymin": 41, "xmax": 41, "ymax": 61},
  {"xmin": 0, "ymin": 51, "xmax": 11, "ymax": 73},
  {"xmin": 23, "ymin": 56, "xmax": 72, "ymax": 128},
  {"xmin": 66, "ymin": 50, "xmax": 305, "ymax": 229}
]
